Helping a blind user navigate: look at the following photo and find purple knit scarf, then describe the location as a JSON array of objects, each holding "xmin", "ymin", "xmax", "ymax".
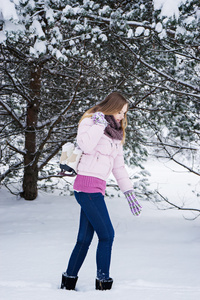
[{"xmin": 104, "ymin": 115, "xmax": 123, "ymax": 140}]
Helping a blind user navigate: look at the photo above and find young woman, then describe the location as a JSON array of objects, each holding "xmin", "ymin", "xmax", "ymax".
[{"xmin": 60, "ymin": 92, "xmax": 142, "ymax": 291}]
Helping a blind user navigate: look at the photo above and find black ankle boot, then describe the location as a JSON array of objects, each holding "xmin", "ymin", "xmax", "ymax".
[
  {"xmin": 60, "ymin": 272, "xmax": 78, "ymax": 290},
  {"xmin": 96, "ymin": 278, "xmax": 113, "ymax": 290}
]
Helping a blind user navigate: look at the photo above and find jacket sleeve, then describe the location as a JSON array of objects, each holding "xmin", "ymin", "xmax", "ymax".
[
  {"xmin": 77, "ymin": 118, "xmax": 105, "ymax": 154},
  {"xmin": 112, "ymin": 144, "xmax": 133, "ymax": 193}
]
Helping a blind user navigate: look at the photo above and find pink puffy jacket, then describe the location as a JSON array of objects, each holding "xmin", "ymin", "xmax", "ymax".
[{"xmin": 76, "ymin": 117, "xmax": 133, "ymax": 193}]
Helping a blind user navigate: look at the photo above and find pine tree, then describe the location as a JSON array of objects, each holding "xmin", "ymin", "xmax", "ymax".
[{"xmin": 0, "ymin": 0, "xmax": 199, "ymax": 202}]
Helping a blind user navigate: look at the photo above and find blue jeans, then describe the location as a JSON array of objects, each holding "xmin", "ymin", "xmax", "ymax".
[{"xmin": 66, "ymin": 192, "xmax": 115, "ymax": 280}]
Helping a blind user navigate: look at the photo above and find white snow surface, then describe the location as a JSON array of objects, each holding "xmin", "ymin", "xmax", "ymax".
[
  {"xmin": 0, "ymin": 159, "xmax": 200, "ymax": 300},
  {"xmin": 154, "ymin": 0, "xmax": 188, "ymax": 18},
  {"xmin": 0, "ymin": 0, "xmax": 18, "ymax": 20}
]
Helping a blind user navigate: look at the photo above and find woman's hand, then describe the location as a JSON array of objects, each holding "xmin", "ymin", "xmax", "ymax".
[
  {"xmin": 124, "ymin": 190, "xmax": 142, "ymax": 216},
  {"xmin": 91, "ymin": 112, "xmax": 108, "ymax": 127}
]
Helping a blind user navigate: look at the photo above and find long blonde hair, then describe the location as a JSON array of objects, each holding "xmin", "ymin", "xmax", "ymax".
[{"xmin": 79, "ymin": 92, "xmax": 129, "ymax": 143}]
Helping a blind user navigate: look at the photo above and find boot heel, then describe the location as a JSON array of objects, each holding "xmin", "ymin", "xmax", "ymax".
[
  {"xmin": 60, "ymin": 272, "xmax": 78, "ymax": 290},
  {"xmin": 96, "ymin": 278, "xmax": 113, "ymax": 290}
]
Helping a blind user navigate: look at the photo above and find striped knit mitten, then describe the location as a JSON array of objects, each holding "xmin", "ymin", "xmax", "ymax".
[
  {"xmin": 124, "ymin": 190, "xmax": 142, "ymax": 216},
  {"xmin": 91, "ymin": 112, "xmax": 108, "ymax": 127}
]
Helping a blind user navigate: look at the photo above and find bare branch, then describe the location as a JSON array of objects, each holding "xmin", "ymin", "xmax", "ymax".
[
  {"xmin": 155, "ymin": 134, "xmax": 200, "ymax": 177},
  {"xmin": 156, "ymin": 191, "xmax": 200, "ymax": 214},
  {"xmin": 145, "ymin": 141, "xmax": 198, "ymax": 151},
  {"xmin": 6, "ymin": 141, "xmax": 26, "ymax": 156}
]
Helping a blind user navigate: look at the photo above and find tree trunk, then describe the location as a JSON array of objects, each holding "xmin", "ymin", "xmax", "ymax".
[{"xmin": 22, "ymin": 65, "xmax": 40, "ymax": 200}]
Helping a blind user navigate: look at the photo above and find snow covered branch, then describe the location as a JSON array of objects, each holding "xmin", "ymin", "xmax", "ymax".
[
  {"xmin": 35, "ymin": 70, "xmax": 82, "ymax": 168},
  {"xmin": 0, "ymin": 161, "xmax": 23, "ymax": 182},
  {"xmin": 4, "ymin": 69, "xmax": 32, "ymax": 104},
  {"xmin": 115, "ymin": 35, "xmax": 200, "ymax": 95},
  {"xmin": 0, "ymin": 100, "xmax": 24, "ymax": 128}
]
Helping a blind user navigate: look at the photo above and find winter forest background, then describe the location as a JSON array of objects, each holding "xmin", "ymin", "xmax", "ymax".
[
  {"xmin": 0, "ymin": 0, "xmax": 200, "ymax": 211},
  {"xmin": 0, "ymin": 1, "xmax": 200, "ymax": 300}
]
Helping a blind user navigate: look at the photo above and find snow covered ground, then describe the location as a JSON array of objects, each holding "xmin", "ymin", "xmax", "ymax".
[{"xmin": 0, "ymin": 159, "xmax": 200, "ymax": 300}]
